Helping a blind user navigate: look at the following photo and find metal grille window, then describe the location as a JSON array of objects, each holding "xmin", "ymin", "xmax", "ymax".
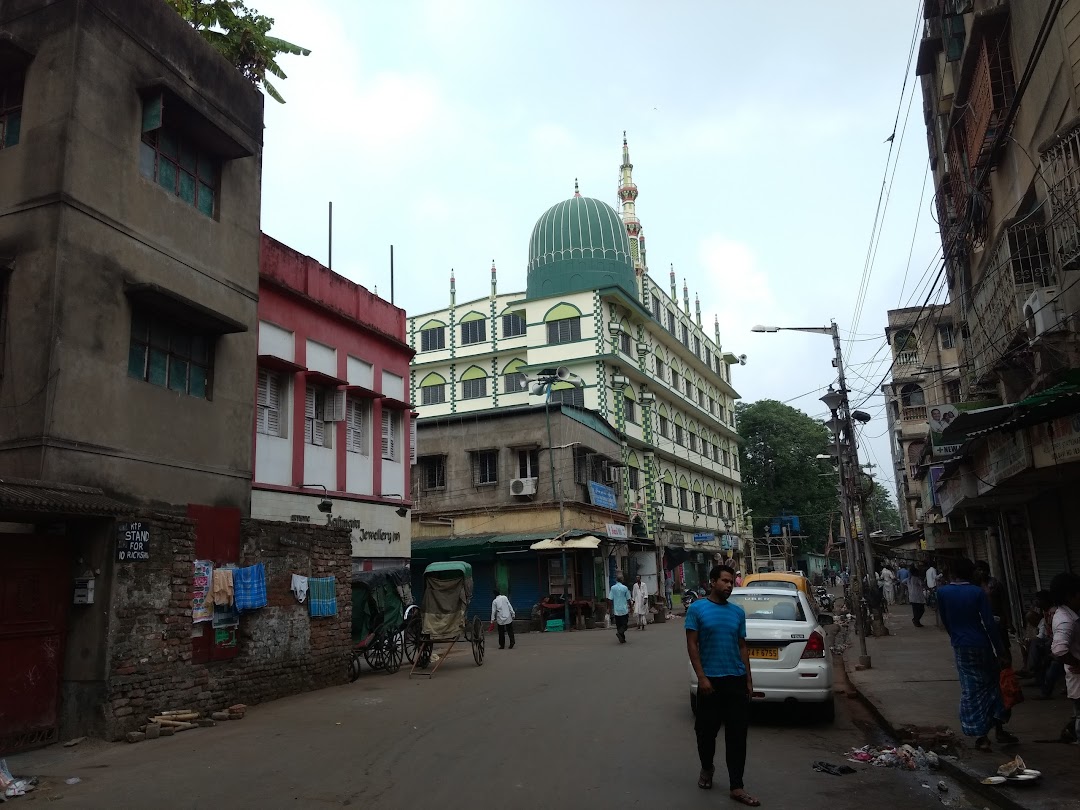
[
  {"xmin": 713, "ymin": 445, "xmax": 721, "ymax": 463},
  {"xmin": 701, "ymin": 438, "xmax": 710, "ymax": 458},
  {"xmin": 420, "ymin": 326, "xmax": 446, "ymax": 352},
  {"xmin": 139, "ymin": 118, "xmax": 218, "ymax": 217},
  {"xmin": 667, "ymin": 311, "xmax": 676, "ymax": 332},
  {"xmin": 671, "ymin": 370, "xmax": 681, "ymax": 391},
  {"xmin": 697, "ymin": 388, "xmax": 705, "ymax": 408},
  {"xmin": 128, "ymin": 311, "xmax": 212, "ymax": 399},
  {"xmin": 689, "ymin": 434, "xmax": 698, "ymax": 453},
  {"xmin": 546, "ymin": 317, "xmax": 581, "ymax": 345},
  {"xmin": 461, "ymin": 377, "xmax": 487, "ymax": 399},
  {"xmin": 722, "ymin": 448, "xmax": 730, "ymax": 467},
  {"xmin": 693, "ymin": 492, "xmax": 702, "ymax": 512},
  {"xmin": 662, "ymin": 482, "xmax": 674, "ymax": 507},
  {"xmin": 658, "ymin": 416, "xmax": 671, "ymax": 439},
  {"xmin": 627, "ymin": 467, "xmax": 640, "ymax": 491},
  {"xmin": 939, "ymin": 324, "xmax": 955, "ymax": 349},
  {"xmin": 0, "ymin": 71, "xmax": 22, "ymax": 150},
  {"xmin": 460, "ymin": 319, "xmax": 486, "ymax": 345},
  {"xmin": 502, "ymin": 372, "xmax": 528, "ymax": 394},
  {"xmin": 472, "ymin": 449, "xmax": 499, "ymax": 485},
  {"xmin": 693, "ymin": 336, "xmax": 701, "ymax": 357},
  {"xmin": 705, "ymin": 347, "xmax": 712, "ymax": 368},
  {"xmin": 420, "ymin": 456, "xmax": 446, "ymax": 490},
  {"xmin": 421, "ymin": 384, "xmax": 446, "ymax": 405},
  {"xmin": 256, "ymin": 369, "xmax": 283, "ymax": 437},
  {"xmin": 624, "ymin": 397, "xmax": 637, "ymax": 424},
  {"xmin": 345, "ymin": 398, "xmax": 367, "ymax": 454},
  {"xmin": 681, "ymin": 324, "xmax": 689, "ymax": 346},
  {"xmin": 946, "ymin": 379, "xmax": 962, "ymax": 403},
  {"xmin": 619, "ymin": 331, "xmax": 632, "ymax": 355},
  {"xmin": 502, "ymin": 311, "xmax": 527, "ymax": 337},
  {"xmin": 684, "ymin": 378, "xmax": 692, "ymax": 398},
  {"xmin": 655, "ymin": 359, "xmax": 666, "ymax": 381},
  {"xmin": 705, "ymin": 495, "xmax": 713, "ymax": 515},
  {"xmin": 709, "ymin": 396, "xmax": 716, "ymax": 414},
  {"xmin": 549, "ymin": 387, "xmax": 584, "ymax": 408},
  {"xmin": 679, "ymin": 488, "xmax": 690, "ymax": 510},
  {"xmin": 674, "ymin": 425, "xmax": 685, "ymax": 446}
]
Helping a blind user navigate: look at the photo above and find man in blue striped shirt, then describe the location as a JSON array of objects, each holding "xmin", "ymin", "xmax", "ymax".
[{"xmin": 686, "ymin": 565, "xmax": 758, "ymax": 806}]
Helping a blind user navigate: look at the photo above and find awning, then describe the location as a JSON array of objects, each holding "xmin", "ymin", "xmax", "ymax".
[
  {"xmin": 0, "ymin": 478, "xmax": 132, "ymax": 516},
  {"xmin": 412, "ymin": 530, "xmax": 593, "ymax": 559},
  {"xmin": 258, "ymin": 354, "xmax": 305, "ymax": 374},
  {"xmin": 940, "ymin": 404, "xmax": 1014, "ymax": 443},
  {"xmin": 530, "ymin": 535, "xmax": 603, "ymax": 551},
  {"xmin": 125, "ymin": 283, "xmax": 247, "ymax": 334},
  {"xmin": 305, "ymin": 370, "xmax": 348, "ymax": 388}
]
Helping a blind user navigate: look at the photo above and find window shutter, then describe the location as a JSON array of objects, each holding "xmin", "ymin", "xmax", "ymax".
[
  {"xmin": 326, "ymin": 390, "xmax": 346, "ymax": 422},
  {"xmin": 381, "ymin": 409, "xmax": 396, "ymax": 460},
  {"xmin": 345, "ymin": 399, "xmax": 356, "ymax": 451},
  {"xmin": 265, "ymin": 373, "xmax": 280, "ymax": 437},
  {"xmin": 305, "ymin": 386, "xmax": 316, "ymax": 419},
  {"xmin": 409, "ymin": 416, "xmax": 417, "ymax": 465},
  {"xmin": 313, "ymin": 414, "xmax": 324, "ymax": 446}
]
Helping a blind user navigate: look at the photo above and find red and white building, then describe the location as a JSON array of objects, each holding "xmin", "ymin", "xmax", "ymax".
[{"xmin": 253, "ymin": 235, "xmax": 414, "ymax": 569}]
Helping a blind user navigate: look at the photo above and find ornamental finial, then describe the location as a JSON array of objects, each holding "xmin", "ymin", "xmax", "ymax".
[{"xmin": 574, "ymin": 178, "xmax": 581, "ymax": 198}]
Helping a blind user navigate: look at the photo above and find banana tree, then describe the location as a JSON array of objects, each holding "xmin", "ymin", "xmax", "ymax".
[{"xmin": 164, "ymin": 0, "xmax": 310, "ymax": 103}]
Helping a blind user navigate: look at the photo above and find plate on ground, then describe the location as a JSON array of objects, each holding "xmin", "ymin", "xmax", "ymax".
[{"xmin": 981, "ymin": 776, "xmax": 1007, "ymax": 785}]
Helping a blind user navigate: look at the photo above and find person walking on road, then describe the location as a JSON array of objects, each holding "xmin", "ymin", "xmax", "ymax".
[
  {"xmin": 907, "ymin": 566, "xmax": 927, "ymax": 627},
  {"xmin": 490, "ymin": 588, "xmax": 516, "ymax": 650},
  {"xmin": 632, "ymin": 575, "xmax": 649, "ymax": 630},
  {"xmin": 937, "ymin": 558, "xmax": 1019, "ymax": 751},
  {"xmin": 608, "ymin": 575, "xmax": 631, "ymax": 643},
  {"xmin": 1049, "ymin": 573, "xmax": 1080, "ymax": 743},
  {"xmin": 686, "ymin": 565, "xmax": 760, "ymax": 807}
]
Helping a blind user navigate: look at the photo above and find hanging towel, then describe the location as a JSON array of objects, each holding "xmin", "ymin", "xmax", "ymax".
[
  {"xmin": 308, "ymin": 576, "xmax": 337, "ymax": 617},
  {"xmin": 233, "ymin": 563, "xmax": 268, "ymax": 611},
  {"xmin": 291, "ymin": 574, "xmax": 309, "ymax": 603},
  {"xmin": 211, "ymin": 568, "xmax": 234, "ymax": 606}
]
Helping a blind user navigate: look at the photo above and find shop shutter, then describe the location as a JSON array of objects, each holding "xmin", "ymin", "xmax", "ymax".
[
  {"xmin": 1030, "ymin": 492, "xmax": 1071, "ymax": 587},
  {"xmin": 507, "ymin": 558, "xmax": 542, "ymax": 617},
  {"xmin": 468, "ymin": 563, "xmax": 496, "ymax": 621}
]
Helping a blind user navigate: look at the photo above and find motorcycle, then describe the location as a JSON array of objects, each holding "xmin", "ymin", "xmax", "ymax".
[
  {"xmin": 682, "ymin": 587, "xmax": 706, "ymax": 606},
  {"xmin": 814, "ymin": 586, "xmax": 834, "ymax": 612}
]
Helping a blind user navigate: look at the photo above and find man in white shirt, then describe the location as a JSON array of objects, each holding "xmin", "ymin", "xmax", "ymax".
[
  {"xmin": 1049, "ymin": 573, "xmax": 1080, "ymax": 742},
  {"xmin": 491, "ymin": 588, "xmax": 516, "ymax": 650},
  {"xmin": 925, "ymin": 562, "xmax": 939, "ymax": 591},
  {"xmin": 632, "ymin": 575, "xmax": 649, "ymax": 630}
]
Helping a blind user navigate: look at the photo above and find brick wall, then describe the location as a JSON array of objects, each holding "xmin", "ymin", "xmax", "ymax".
[{"xmin": 105, "ymin": 515, "xmax": 352, "ymax": 740}]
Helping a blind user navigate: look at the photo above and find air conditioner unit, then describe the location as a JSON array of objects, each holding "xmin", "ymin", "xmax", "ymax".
[
  {"xmin": 604, "ymin": 466, "xmax": 621, "ymax": 484},
  {"xmin": 509, "ymin": 477, "xmax": 537, "ymax": 496},
  {"xmin": 1023, "ymin": 286, "xmax": 1063, "ymax": 340}
]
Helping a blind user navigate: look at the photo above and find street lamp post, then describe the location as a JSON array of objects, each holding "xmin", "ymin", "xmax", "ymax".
[{"xmin": 752, "ymin": 321, "xmax": 877, "ymax": 668}]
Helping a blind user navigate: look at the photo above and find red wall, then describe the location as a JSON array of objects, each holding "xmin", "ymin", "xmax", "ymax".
[{"xmin": 256, "ymin": 234, "xmax": 414, "ymax": 504}]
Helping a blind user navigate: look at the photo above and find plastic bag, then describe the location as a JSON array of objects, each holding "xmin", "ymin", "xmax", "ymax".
[{"xmin": 1000, "ymin": 667, "xmax": 1024, "ymax": 709}]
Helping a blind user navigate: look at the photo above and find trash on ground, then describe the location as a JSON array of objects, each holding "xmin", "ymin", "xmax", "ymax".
[
  {"xmin": 64, "ymin": 777, "xmax": 81, "ymax": 785},
  {"xmin": 937, "ymin": 780, "xmax": 948, "ymax": 792},
  {"xmin": 0, "ymin": 759, "xmax": 38, "ymax": 799},
  {"xmin": 996, "ymin": 755, "xmax": 1026, "ymax": 777},
  {"xmin": 62, "ymin": 737, "xmax": 86, "ymax": 748},
  {"xmin": 844, "ymin": 744, "xmax": 940, "ymax": 771},
  {"xmin": 811, "ymin": 760, "xmax": 856, "ymax": 776}
]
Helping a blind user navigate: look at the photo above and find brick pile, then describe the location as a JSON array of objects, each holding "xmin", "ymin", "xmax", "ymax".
[{"xmin": 104, "ymin": 515, "xmax": 352, "ymax": 740}]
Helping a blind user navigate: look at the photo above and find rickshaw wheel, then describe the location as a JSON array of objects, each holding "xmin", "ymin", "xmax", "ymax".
[
  {"xmin": 472, "ymin": 633, "xmax": 484, "ymax": 666},
  {"xmin": 348, "ymin": 653, "xmax": 362, "ymax": 682},
  {"xmin": 364, "ymin": 639, "xmax": 388, "ymax": 671},
  {"xmin": 385, "ymin": 633, "xmax": 403, "ymax": 674},
  {"xmin": 403, "ymin": 615, "xmax": 422, "ymax": 664},
  {"xmin": 471, "ymin": 616, "xmax": 483, "ymax": 644},
  {"xmin": 416, "ymin": 637, "xmax": 433, "ymax": 669}
]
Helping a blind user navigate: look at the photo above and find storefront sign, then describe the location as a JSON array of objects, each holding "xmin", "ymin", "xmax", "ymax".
[
  {"xmin": 605, "ymin": 523, "xmax": 627, "ymax": 539},
  {"xmin": 720, "ymin": 534, "xmax": 739, "ymax": 550},
  {"xmin": 192, "ymin": 560, "xmax": 213, "ymax": 623},
  {"xmin": 279, "ymin": 535, "xmax": 312, "ymax": 550},
  {"xmin": 587, "ymin": 481, "xmax": 618, "ymax": 510},
  {"xmin": 116, "ymin": 521, "xmax": 151, "ymax": 561},
  {"xmin": 693, "ymin": 532, "xmax": 714, "ymax": 544},
  {"xmin": 1031, "ymin": 413, "xmax": 1080, "ymax": 468},
  {"xmin": 924, "ymin": 524, "xmax": 968, "ymax": 550},
  {"xmin": 977, "ymin": 430, "xmax": 1030, "ymax": 494},
  {"xmin": 73, "ymin": 577, "xmax": 95, "ymax": 605}
]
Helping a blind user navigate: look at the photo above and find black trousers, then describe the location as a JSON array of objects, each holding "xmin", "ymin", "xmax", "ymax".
[
  {"xmin": 912, "ymin": 602, "xmax": 925, "ymax": 624},
  {"xmin": 614, "ymin": 614, "xmax": 628, "ymax": 636},
  {"xmin": 694, "ymin": 675, "xmax": 749, "ymax": 791},
  {"xmin": 497, "ymin": 622, "xmax": 515, "ymax": 648}
]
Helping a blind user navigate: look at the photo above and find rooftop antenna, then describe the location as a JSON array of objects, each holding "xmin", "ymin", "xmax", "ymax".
[{"xmin": 328, "ymin": 201, "xmax": 333, "ymax": 271}]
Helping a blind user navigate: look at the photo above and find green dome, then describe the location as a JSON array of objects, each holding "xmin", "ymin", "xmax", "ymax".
[{"xmin": 526, "ymin": 195, "xmax": 637, "ymax": 300}]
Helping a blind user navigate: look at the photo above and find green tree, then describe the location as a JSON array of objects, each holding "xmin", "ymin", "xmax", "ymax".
[
  {"xmin": 862, "ymin": 479, "xmax": 902, "ymax": 535},
  {"xmin": 736, "ymin": 400, "xmax": 840, "ymax": 552},
  {"xmin": 164, "ymin": 0, "xmax": 310, "ymax": 103}
]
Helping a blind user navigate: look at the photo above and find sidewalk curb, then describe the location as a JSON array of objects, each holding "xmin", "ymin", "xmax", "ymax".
[{"xmin": 839, "ymin": 654, "xmax": 1033, "ymax": 810}]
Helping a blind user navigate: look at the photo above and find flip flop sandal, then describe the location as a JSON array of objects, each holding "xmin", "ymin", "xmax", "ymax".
[
  {"xmin": 730, "ymin": 790, "xmax": 761, "ymax": 806},
  {"xmin": 698, "ymin": 768, "xmax": 714, "ymax": 790},
  {"xmin": 975, "ymin": 737, "xmax": 992, "ymax": 752}
]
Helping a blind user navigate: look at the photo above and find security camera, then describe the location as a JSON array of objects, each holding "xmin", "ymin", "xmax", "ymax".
[
  {"xmin": 317, "ymin": 498, "xmax": 333, "ymax": 514},
  {"xmin": 396, "ymin": 507, "xmax": 409, "ymax": 518},
  {"xmin": 738, "ymin": 354, "xmax": 747, "ymax": 365}
]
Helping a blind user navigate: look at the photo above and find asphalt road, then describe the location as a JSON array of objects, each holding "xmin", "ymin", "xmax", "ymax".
[{"xmin": 9, "ymin": 620, "xmax": 998, "ymax": 810}]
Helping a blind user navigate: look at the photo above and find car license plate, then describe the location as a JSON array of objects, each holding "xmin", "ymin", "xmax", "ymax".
[{"xmin": 748, "ymin": 647, "xmax": 779, "ymax": 660}]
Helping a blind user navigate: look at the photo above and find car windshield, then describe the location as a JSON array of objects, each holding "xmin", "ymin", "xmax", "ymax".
[
  {"xmin": 744, "ymin": 580, "xmax": 797, "ymax": 591},
  {"xmin": 730, "ymin": 593, "xmax": 806, "ymax": 622}
]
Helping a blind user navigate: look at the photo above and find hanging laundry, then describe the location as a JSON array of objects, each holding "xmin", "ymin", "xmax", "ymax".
[
  {"xmin": 211, "ymin": 568, "xmax": 234, "ymax": 606},
  {"xmin": 291, "ymin": 574, "xmax": 309, "ymax": 603},
  {"xmin": 192, "ymin": 560, "xmax": 214, "ymax": 623},
  {"xmin": 308, "ymin": 576, "xmax": 337, "ymax": 617},
  {"xmin": 233, "ymin": 563, "xmax": 268, "ymax": 611}
]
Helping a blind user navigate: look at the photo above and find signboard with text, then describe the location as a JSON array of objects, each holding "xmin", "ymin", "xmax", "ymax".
[
  {"xmin": 605, "ymin": 523, "xmax": 628, "ymax": 539},
  {"xmin": 693, "ymin": 532, "xmax": 714, "ymax": 544},
  {"xmin": 587, "ymin": 481, "xmax": 618, "ymax": 510},
  {"xmin": 1031, "ymin": 413, "xmax": 1080, "ymax": 468},
  {"xmin": 930, "ymin": 401, "xmax": 998, "ymax": 456},
  {"xmin": 116, "ymin": 521, "xmax": 151, "ymax": 562}
]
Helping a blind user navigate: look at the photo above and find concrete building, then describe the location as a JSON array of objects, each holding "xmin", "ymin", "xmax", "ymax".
[
  {"xmin": 914, "ymin": 0, "xmax": 1080, "ymax": 624},
  {"xmin": 410, "ymin": 137, "xmax": 745, "ymax": 598},
  {"xmin": 412, "ymin": 404, "xmax": 636, "ymax": 620},
  {"xmin": 253, "ymin": 236, "xmax": 414, "ymax": 570},
  {"xmin": 881, "ymin": 303, "xmax": 961, "ymax": 532}
]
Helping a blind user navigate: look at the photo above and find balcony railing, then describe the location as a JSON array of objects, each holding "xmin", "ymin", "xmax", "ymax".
[
  {"xmin": 1041, "ymin": 120, "xmax": 1080, "ymax": 273},
  {"xmin": 964, "ymin": 21, "xmax": 1014, "ymax": 176},
  {"xmin": 896, "ymin": 350, "xmax": 921, "ymax": 366},
  {"xmin": 967, "ymin": 221, "xmax": 1055, "ymax": 383},
  {"xmin": 902, "ymin": 406, "xmax": 928, "ymax": 422}
]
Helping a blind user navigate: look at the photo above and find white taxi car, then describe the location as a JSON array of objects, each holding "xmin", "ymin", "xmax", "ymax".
[{"xmin": 688, "ymin": 587, "xmax": 834, "ymax": 721}]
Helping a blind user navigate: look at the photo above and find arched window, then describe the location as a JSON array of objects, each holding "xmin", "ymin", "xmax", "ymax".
[
  {"xmin": 900, "ymin": 383, "xmax": 925, "ymax": 407},
  {"xmin": 894, "ymin": 328, "xmax": 917, "ymax": 352}
]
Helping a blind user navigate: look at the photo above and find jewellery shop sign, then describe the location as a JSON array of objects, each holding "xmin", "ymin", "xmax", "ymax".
[{"xmin": 116, "ymin": 521, "xmax": 151, "ymax": 561}]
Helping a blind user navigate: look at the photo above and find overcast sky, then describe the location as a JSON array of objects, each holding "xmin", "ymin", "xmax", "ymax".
[{"xmin": 254, "ymin": 0, "xmax": 941, "ymax": 503}]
